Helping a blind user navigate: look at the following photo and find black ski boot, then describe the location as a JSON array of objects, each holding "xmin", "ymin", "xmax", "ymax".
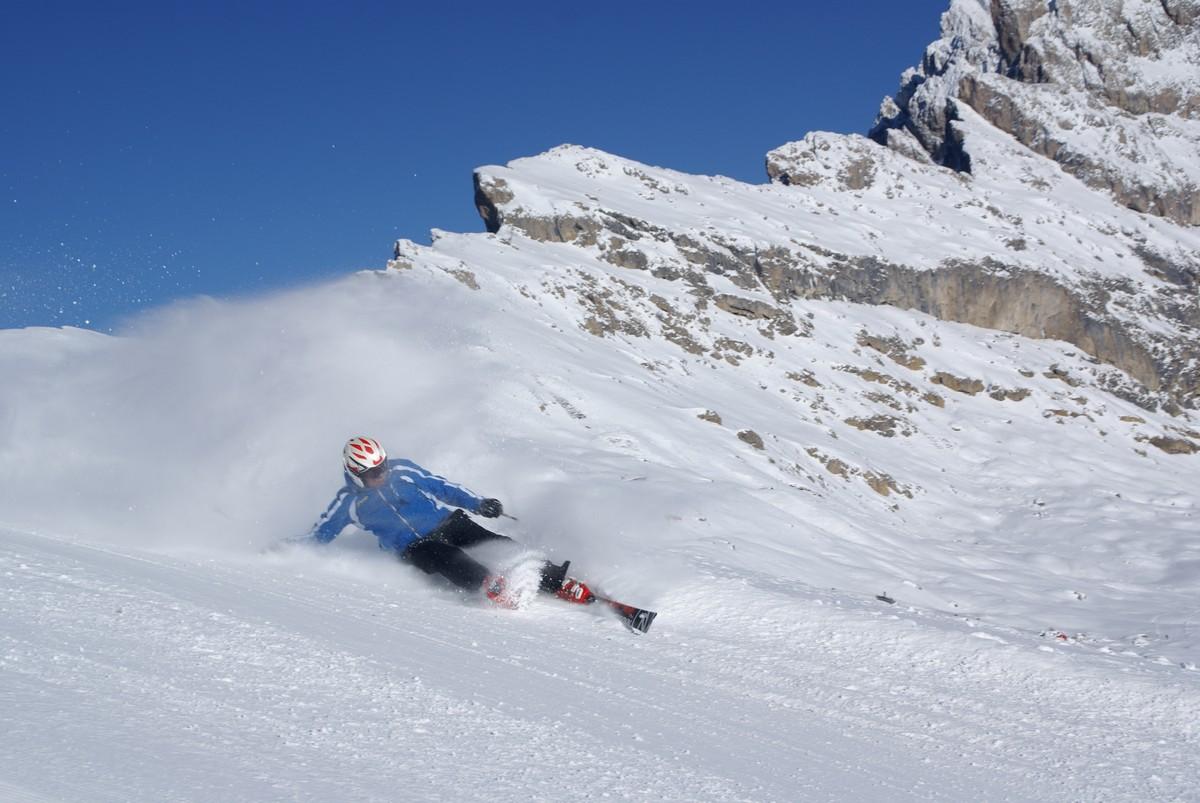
[{"xmin": 537, "ymin": 559, "xmax": 570, "ymax": 593}]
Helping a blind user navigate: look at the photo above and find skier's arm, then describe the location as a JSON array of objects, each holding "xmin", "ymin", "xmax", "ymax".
[
  {"xmin": 309, "ymin": 487, "xmax": 354, "ymax": 544},
  {"xmin": 398, "ymin": 459, "xmax": 486, "ymax": 512}
]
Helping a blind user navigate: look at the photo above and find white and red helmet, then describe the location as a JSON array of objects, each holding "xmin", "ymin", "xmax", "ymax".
[{"xmin": 343, "ymin": 436, "xmax": 387, "ymax": 486}]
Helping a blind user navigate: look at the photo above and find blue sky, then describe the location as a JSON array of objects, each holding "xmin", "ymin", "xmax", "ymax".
[{"xmin": 1, "ymin": 1, "xmax": 949, "ymax": 331}]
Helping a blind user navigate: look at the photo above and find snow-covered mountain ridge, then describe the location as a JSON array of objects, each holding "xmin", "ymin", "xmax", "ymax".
[
  {"xmin": 475, "ymin": 130, "xmax": 1199, "ymax": 410},
  {"xmin": 472, "ymin": 0, "xmax": 1200, "ymax": 411}
]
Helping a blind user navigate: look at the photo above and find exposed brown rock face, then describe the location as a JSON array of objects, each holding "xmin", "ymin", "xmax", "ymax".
[
  {"xmin": 1148, "ymin": 434, "xmax": 1199, "ymax": 453},
  {"xmin": 472, "ymin": 176, "xmax": 1198, "ymax": 409},
  {"xmin": 737, "ymin": 429, "xmax": 765, "ymax": 450},
  {"xmin": 956, "ymin": 74, "xmax": 1200, "ymax": 227},
  {"xmin": 931, "ymin": 372, "xmax": 987, "ymax": 396},
  {"xmin": 845, "ymin": 414, "xmax": 912, "ymax": 437}
]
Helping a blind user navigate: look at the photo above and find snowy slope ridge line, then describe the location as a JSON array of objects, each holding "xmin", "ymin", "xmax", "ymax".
[
  {"xmin": 4, "ymin": 527, "xmax": 1199, "ymax": 801},
  {"xmin": 476, "ymin": 124, "xmax": 1200, "ymax": 409}
]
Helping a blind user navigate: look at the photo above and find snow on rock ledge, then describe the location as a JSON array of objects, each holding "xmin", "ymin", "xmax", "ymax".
[{"xmin": 474, "ymin": 136, "xmax": 1200, "ymax": 411}]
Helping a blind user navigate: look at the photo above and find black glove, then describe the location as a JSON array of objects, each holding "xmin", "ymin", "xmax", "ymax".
[{"xmin": 478, "ymin": 498, "xmax": 503, "ymax": 518}]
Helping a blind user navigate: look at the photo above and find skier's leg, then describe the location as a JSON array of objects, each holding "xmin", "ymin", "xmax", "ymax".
[
  {"xmin": 401, "ymin": 538, "xmax": 491, "ymax": 592},
  {"xmin": 430, "ymin": 511, "xmax": 569, "ymax": 594}
]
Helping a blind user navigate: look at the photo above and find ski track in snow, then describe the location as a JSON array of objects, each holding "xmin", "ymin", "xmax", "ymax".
[{"xmin": 3, "ymin": 529, "xmax": 1197, "ymax": 802}]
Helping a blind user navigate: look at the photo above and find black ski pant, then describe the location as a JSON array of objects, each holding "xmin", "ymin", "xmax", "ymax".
[{"xmin": 400, "ymin": 510, "xmax": 565, "ymax": 593}]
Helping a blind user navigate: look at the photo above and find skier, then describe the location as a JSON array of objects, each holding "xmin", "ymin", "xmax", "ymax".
[{"xmin": 306, "ymin": 436, "xmax": 586, "ymax": 607}]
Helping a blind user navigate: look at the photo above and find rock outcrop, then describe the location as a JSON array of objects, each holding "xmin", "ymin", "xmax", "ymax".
[
  {"xmin": 474, "ymin": 138, "xmax": 1200, "ymax": 410},
  {"xmin": 868, "ymin": 0, "xmax": 1200, "ymax": 226},
  {"xmin": 468, "ymin": 1, "xmax": 1200, "ymax": 412}
]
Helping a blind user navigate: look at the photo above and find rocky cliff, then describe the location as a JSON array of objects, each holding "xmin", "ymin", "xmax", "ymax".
[
  {"xmin": 868, "ymin": 0, "xmax": 1200, "ymax": 226},
  {"xmin": 469, "ymin": 0, "xmax": 1200, "ymax": 412}
]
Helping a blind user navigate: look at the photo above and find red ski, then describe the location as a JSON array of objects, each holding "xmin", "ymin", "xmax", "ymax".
[{"xmin": 557, "ymin": 573, "xmax": 658, "ymax": 634}]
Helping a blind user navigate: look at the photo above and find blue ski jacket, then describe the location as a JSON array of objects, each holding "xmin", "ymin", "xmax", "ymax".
[{"xmin": 309, "ymin": 458, "xmax": 487, "ymax": 552}]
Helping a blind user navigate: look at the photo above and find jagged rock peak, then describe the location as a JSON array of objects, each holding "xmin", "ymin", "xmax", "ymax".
[{"xmin": 865, "ymin": 0, "xmax": 1200, "ymax": 225}]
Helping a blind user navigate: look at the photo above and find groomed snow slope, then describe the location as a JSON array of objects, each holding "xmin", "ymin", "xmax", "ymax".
[
  {"xmin": 4, "ymin": 528, "xmax": 1199, "ymax": 802},
  {"xmin": 1, "ymin": 250, "xmax": 1198, "ymax": 800}
]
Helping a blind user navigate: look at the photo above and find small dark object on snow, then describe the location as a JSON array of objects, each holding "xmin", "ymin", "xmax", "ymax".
[{"xmin": 876, "ymin": 593, "xmax": 896, "ymax": 604}]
